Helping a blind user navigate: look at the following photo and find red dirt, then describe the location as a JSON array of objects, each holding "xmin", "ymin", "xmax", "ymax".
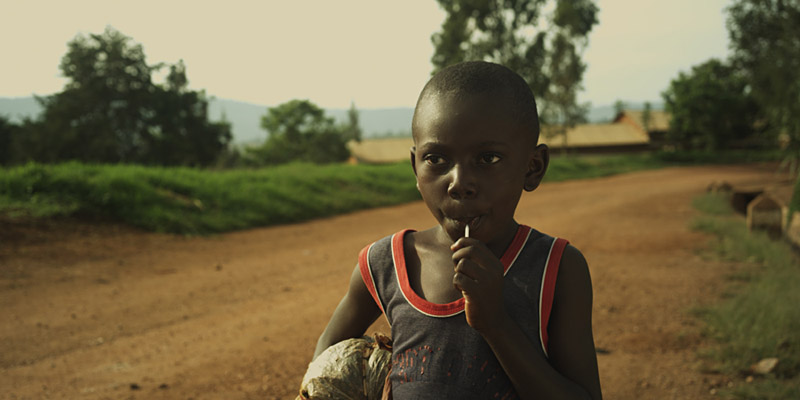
[{"xmin": 0, "ymin": 163, "xmax": 790, "ymax": 399}]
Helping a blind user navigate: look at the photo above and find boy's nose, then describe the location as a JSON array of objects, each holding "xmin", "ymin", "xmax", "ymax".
[{"xmin": 447, "ymin": 164, "xmax": 477, "ymax": 199}]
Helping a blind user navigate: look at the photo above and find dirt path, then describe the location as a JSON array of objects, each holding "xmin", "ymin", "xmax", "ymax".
[{"xmin": 0, "ymin": 163, "xmax": 790, "ymax": 399}]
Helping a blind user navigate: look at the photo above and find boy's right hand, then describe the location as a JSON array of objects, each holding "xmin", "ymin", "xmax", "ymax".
[{"xmin": 450, "ymin": 237, "xmax": 509, "ymax": 336}]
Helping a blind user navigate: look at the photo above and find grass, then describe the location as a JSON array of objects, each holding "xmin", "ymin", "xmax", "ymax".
[
  {"xmin": 0, "ymin": 150, "xmax": 783, "ymax": 234},
  {"xmin": 545, "ymin": 153, "xmax": 665, "ymax": 182},
  {"xmin": 0, "ymin": 161, "xmax": 419, "ymax": 234},
  {"xmin": 790, "ymin": 175, "xmax": 800, "ymax": 224},
  {"xmin": 690, "ymin": 193, "xmax": 800, "ymax": 399}
]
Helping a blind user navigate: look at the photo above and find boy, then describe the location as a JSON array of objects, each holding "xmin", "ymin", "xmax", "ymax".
[{"xmin": 312, "ymin": 61, "xmax": 602, "ymax": 399}]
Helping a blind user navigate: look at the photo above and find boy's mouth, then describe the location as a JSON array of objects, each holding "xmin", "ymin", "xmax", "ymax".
[{"xmin": 452, "ymin": 215, "xmax": 482, "ymax": 234}]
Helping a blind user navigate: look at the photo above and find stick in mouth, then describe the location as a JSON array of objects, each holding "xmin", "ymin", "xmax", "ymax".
[{"xmin": 464, "ymin": 224, "xmax": 470, "ymax": 238}]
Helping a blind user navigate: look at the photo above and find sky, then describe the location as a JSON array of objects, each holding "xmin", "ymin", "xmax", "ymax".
[{"xmin": 1, "ymin": 0, "xmax": 732, "ymax": 109}]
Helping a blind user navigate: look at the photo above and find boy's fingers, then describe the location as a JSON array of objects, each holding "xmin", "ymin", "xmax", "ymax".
[
  {"xmin": 453, "ymin": 258, "xmax": 481, "ymax": 279},
  {"xmin": 453, "ymin": 271, "xmax": 478, "ymax": 294},
  {"xmin": 452, "ymin": 245, "xmax": 502, "ymax": 273},
  {"xmin": 450, "ymin": 237, "xmax": 480, "ymax": 251}
]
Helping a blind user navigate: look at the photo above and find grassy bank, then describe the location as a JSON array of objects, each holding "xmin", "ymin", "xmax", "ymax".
[
  {"xmin": 0, "ymin": 150, "xmax": 781, "ymax": 234},
  {"xmin": 691, "ymin": 193, "xmax": 800, "ymax": 399},
  {"xmin": 0, "ymin": 162, "xmax": 419, "ymax": 234},
  {"xmin": 546, "ymin": 149, "xmax": 781, "ymax": 182}
]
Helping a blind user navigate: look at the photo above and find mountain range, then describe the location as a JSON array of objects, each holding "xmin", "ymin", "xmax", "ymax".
[{"xmin": 1, "ymin": 96, "xmax": 661, "ymax": 145}]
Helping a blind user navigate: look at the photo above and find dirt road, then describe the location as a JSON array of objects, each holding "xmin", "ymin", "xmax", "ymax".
[{"xmin": 0, "ymin": 163, "xmax": 789, "ymax": 399}]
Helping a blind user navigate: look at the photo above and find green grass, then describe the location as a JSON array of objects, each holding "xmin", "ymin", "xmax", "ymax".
[
  {"xmin": 691, "ymin": 193, "xmax": 800, "ymax": 399},
  {"xmin": 545, "ymin": 150, "xmax": 781, "ymax": 183},
  {"xmin": 789, "ymin": 175, "xmax": 800, "ymax": 223},
  {"xmin": 545, "ymin": 153, "xmax": 666, "ymax": 182},
  {"xmin": 0, "ymin": 161, "xmax": 419, "ymax": 234},
  {"xmin": 0, "ymin": 150, "xmax": 783, "ymax": 234}
]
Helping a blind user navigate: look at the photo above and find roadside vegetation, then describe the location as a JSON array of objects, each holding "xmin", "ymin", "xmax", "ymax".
[
  {"xmin": 0, "ymin": 150, "xmax": 781, "ymax": 235},
  {"xmin": 691, "ymin": 192, "xmax": 800, "ymax": 399},
  {"xmin": 0, "ymin": 162, "xmax": 417, "ymax": 235}
]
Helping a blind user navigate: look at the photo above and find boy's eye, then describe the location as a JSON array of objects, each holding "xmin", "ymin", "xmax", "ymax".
[
  {"xmin": 424, "ymin": 154, "xmax": 446, "ymax": 165},
  {"xmin": 478, "ymin": 153, "xmax": 502, "ymax": 164}
]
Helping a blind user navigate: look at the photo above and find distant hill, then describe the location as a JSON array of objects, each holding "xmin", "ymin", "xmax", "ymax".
[
  {"xmin": 0, "ymin": 96, "xmax": 661, "ymax": 144},
  {"xmin": 0, "ymin": 96, "xmax": 414, "ymax": 145},
  {"xmin": 0, "ymin": 97, "xmax": 41, "ymax": 123},
  {"xmin": 207, "ymin": 99, "xmax": 415, "ymax": 145}
]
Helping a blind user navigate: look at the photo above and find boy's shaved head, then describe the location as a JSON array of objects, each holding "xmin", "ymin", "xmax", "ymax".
[{"xmin": 413, "ymin": 61, "xmax": 540, "ymax": 142}]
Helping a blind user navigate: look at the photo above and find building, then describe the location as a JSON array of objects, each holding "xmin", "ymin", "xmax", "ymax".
[{"xmin": 347, "ymin": 109, "xmax": 673, "ymax": 162}]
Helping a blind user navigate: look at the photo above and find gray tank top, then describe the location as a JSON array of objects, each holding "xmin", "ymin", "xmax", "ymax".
[{"xmin": 359, "ymin": 225, "xmax": 568, "ymax": 399}]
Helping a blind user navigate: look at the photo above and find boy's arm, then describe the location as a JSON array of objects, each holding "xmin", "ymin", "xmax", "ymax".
[
  {"xmin": 544, "ymin": 245, "xmax": 602, "ymax": 398},
  {"xmin": 453, "ymin": 241, "xmax": 601, "ymax": 399},
  {"xmin": 313, "ymin": 264, "xmax": 382, "ymax": 360}
]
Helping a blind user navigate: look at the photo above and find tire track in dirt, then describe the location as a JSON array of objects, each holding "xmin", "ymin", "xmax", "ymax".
[{"xmin": 0, "ymin": 163, "xmax": 787, "ymax": 399}]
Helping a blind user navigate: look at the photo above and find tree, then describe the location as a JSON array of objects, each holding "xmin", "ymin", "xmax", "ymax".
[
  {"xmin": 727, "ymin": 0, "xmax": 800, "ymax": 161},
  {"xmin": 146, "ymin": 61, "xmax": 232, "ymax": 166},
  {"xmin": 22, "ymin": 27, "xmax": 230, "ymax": 166},
  {"xmin": 0, "ymin": 116, "xmax": 18, "ymax": 165},
  {"xmin": 642, "ymin": 101, "xmax": 652, "ymax": 132},
  {"xmin": 247, "ymin": 99, "xmax": 350, "ymax": 165},
  {"xmin": 343, "ymin": 102, "xmax": 363, "ymax": 143},
  {"xmin": 662, "ymin": 59, "xmax": 763, "ymax": 151},
  {"xmin": 431, "ymin": 0, "xmax": 598, "ymax": 146},
  {"xmin": 613, "ymin": 99, "xmax": 626, "ymax": 116}
]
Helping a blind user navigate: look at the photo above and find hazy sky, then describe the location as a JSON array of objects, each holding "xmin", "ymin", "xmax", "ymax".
[{"xmin": 1, "ymin": 0, "xmax": 731, "ymax": 109}]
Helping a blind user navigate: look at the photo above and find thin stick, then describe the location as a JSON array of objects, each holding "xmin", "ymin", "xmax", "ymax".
[{"xmin": 465, "ymin": 224, "xmax": 470, "ymax": 238}]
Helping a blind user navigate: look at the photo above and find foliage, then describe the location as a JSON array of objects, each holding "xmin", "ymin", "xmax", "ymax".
[
  {"xmin": 544, "ymin": 153, "xmax": 664, "ymax": 182},
  {"xmin": 430, "ymin": 0, "xmax": 598, "ymax": 136},
  {"xmin": 0, "ymin": 161, "xmax": 418, "ymax": 234},
  {"xmin": 343, "ymin": 101, "xmax": 363, "ymax": 143},
  {"xmin": 11, "ymin": 27, "xmax": 231, "ymax": 166},
  {"xmin": 790, "ymin": 174, "xmax": 800, "ymax": 222},
  {"xmin": 691, "ymin": 194, "xmax": 800, "ymax": 398},
  {"xmin": 642, "ymin": 101, "xmax": 652, "ymax": 132},
  {"xmin": 613, "ymin": 99, "xmax": 626, "ymax": 116},
  {"xmin": 662, "ymin": 59, "xmax": 764, "ymax": 151},
  {"xmin": 1, "ymin": 152, "xmax": 783, "ymax": 235},
  {"xmin": 0, "ymin": 115, "xmax": 18, "ymax": 165},
  {"xmin": 246, "ymin": 99, "xmax": 351, "ymax": 165},
  {"xmin": 727, "ymin": 0, "xmax": 800, "ymax": 162}
]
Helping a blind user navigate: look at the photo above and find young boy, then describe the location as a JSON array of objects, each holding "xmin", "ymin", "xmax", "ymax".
[{"xmin": 312, "ymin": 61, "xmax": 602, "ymax": 399}]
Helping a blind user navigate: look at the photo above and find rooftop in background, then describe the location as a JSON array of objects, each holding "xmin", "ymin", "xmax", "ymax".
[
  {"xmin": 613, "ymin": 109, "xmax": 671, "ymax": 133},
  {"xmin": 349, "ymin": 109, "xmax": 674, "ymax": 163}
]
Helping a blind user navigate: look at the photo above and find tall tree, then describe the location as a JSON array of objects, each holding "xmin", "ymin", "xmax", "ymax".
[
  {"xmin": 662, "ymin": 59, "xmax": 762, "ymax": 151},
  {"xmin": 248, "ymin": 99, "xmax": 350, "ymax": 165},
  {"xmin": 727, "ymin": 0, "xmax": 800, "ymax": 162},
  {"xmin": 24, "ymin": 27, "xmax": 230, "ymax": 166},
  {"xmin": 0, "ymin": 116, "xmax": 18, "ymax": 165},
  {"xmin": 343, "ymin": 101, "xmax": 363, "ymax": 143},
  {"xmin": 642, "ymin": 101, "xmax": 652, "ymax": 132},
  {"xmin": 431, "ymin": 0, "xmax": 598, "ymax": 144},
  {"xmin": 146, "ymin": 61, "xmax": 232, "ymax": 166},
  {"xmin": 613, "ymin": 99, "xmax": 626, "ymax": 116}
]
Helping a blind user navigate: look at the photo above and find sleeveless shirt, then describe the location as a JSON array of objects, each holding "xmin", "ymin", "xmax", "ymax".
[{"xmin": 358, "ymin": 225, "xmax": 568, "ymax": 399}]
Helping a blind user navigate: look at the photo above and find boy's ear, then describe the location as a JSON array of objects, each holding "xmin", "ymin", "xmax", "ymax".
[
  {"xmin": 524, "ymin": 144, "xmax": 549, "ymax": 192},
  {"xmin": 410, "ymin": 146, "xmax": 418, "ymax": 177}
]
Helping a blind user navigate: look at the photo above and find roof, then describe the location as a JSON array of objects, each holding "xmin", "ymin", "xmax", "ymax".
[
  {"xmin": 348, "ymin": 121, "xmax": 654, "ymax": 163},
  {"xmin": 540, "ymin": 123, "xmax": 649, "ymax": 148},
  {"xmin": 348, "ymin": 137, "xmax": 413, "ymax": 163},
  {"xmin": 614, "ymin": 109, "xmax": 671, "ymax": 132}
]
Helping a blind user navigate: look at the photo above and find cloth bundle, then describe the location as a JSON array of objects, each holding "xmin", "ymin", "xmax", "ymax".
[{"xmin": 297, "ymin": 333, "xmax": 392, "ymax": 400}]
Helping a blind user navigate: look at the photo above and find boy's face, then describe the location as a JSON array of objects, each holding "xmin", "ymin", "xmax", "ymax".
[{"xmin": 411, "ymin": 92, "xmax": 547, "ymax": 247}]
